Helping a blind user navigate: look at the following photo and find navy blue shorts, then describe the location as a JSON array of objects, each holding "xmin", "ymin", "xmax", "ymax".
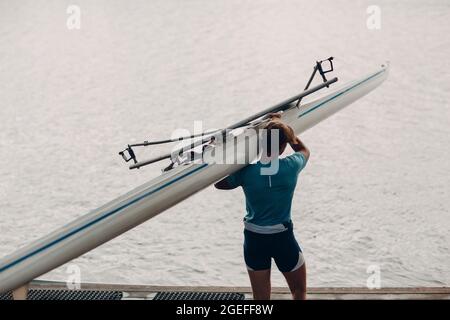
[{"xmin": 243, "ymin": 224, "xmax": 303, "ymax": 273}]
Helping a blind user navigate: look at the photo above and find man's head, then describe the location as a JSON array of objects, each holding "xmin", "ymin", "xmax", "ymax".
[{"xmin": 264, "ymin": 121, "xmax": 289, "ymax": 157}]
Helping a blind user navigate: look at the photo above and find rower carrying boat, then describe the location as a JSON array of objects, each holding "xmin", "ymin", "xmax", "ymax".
[{"xmin": 0, "ymin": 59, "xmax": 389, "ymax": 295}]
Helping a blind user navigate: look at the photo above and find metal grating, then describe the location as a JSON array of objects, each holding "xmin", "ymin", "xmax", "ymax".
[
  {"xmin": 153, "ymin": 291, "xmax": 245, "ymax": 300},
  {"xmin": 0, "ymin": 289, "xmax": 123, "ymax": 300}
]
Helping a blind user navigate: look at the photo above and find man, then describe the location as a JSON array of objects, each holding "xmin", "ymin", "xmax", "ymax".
[{"xmin": 214, "ymin": 113, "xmax": 310, "ymax": 300}]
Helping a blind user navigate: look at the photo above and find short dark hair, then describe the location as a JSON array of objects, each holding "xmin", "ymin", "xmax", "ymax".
[{"xmin": 265, "ymin": 122, "xmax": 288, "ymax": 157}]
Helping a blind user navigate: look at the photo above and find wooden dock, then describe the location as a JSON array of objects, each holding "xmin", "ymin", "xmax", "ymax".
[{"xmin": 25, "ymin": 280, "xmax": 450, "ymax": 300}]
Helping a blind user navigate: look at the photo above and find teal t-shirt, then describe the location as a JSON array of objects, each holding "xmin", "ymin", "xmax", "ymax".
[{"xmin": 225, "ymin": 152, "xmax": 308, "ymax": 226}]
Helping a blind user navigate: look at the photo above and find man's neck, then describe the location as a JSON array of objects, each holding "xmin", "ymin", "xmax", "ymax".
[{"xmin": 260, "ymin": 152, "xmax": 279, "ymax": 164}]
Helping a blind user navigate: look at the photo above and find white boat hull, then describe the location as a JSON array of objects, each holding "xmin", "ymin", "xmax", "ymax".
[{"xmin": 0, "ymin": 63, "xmax": 389, "ymax": 293}]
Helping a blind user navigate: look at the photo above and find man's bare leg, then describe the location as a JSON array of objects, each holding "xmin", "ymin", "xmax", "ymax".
[
  {"xmin": 282, "ymin": 263, "xmax": 307, "ymax": 300},
  {"xmin": 247, "ymin": 269, "xmax": 271, "ymax": 300}
]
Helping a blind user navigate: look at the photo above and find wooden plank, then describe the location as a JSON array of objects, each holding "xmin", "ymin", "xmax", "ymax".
[{"xmin": 29, "ymin": 280, "xmax": 450, "ymax": 300}]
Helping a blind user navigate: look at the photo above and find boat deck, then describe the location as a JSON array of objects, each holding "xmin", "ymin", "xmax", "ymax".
[{"xmin": 20, "ymin": 281, "xmax": 450, "ymax": 300}]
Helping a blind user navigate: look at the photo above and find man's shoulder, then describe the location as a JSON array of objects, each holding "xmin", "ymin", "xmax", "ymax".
[
  {"xmin": 281, "ymin": 152, "xmax": 304, "ymax": 162},
  {"xmin": 281, "ymin": 152, "xmax": 308, "ymax": 171}
]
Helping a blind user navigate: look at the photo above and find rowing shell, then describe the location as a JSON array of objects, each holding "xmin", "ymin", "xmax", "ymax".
[{"xmin": 0, "ymin": 63, "xmax": 389, "ymax": 293}]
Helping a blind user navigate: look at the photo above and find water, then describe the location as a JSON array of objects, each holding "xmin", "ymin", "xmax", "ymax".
[{"xmin": 0, "ymin": 0, "xmax": 449, "ymax": 287}]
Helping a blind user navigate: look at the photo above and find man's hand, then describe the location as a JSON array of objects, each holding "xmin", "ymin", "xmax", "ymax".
[
  {"xmin": 214, "ymin": 179, "xmax": 236, "ymax": 190},
  {"xmin": 273, "ymin": 120, "xmax": 310, "ymax": 160},
  {"xmin": 265, "ymin": 117, "xmax": 310, "ymax": 160},
  {"xmin": 266, "ymin": 116, "xmax": 296, "ymax": 143},
  {"xmin": 267, "ymin": 112, "xmax": 282, "ymax": 121}
]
